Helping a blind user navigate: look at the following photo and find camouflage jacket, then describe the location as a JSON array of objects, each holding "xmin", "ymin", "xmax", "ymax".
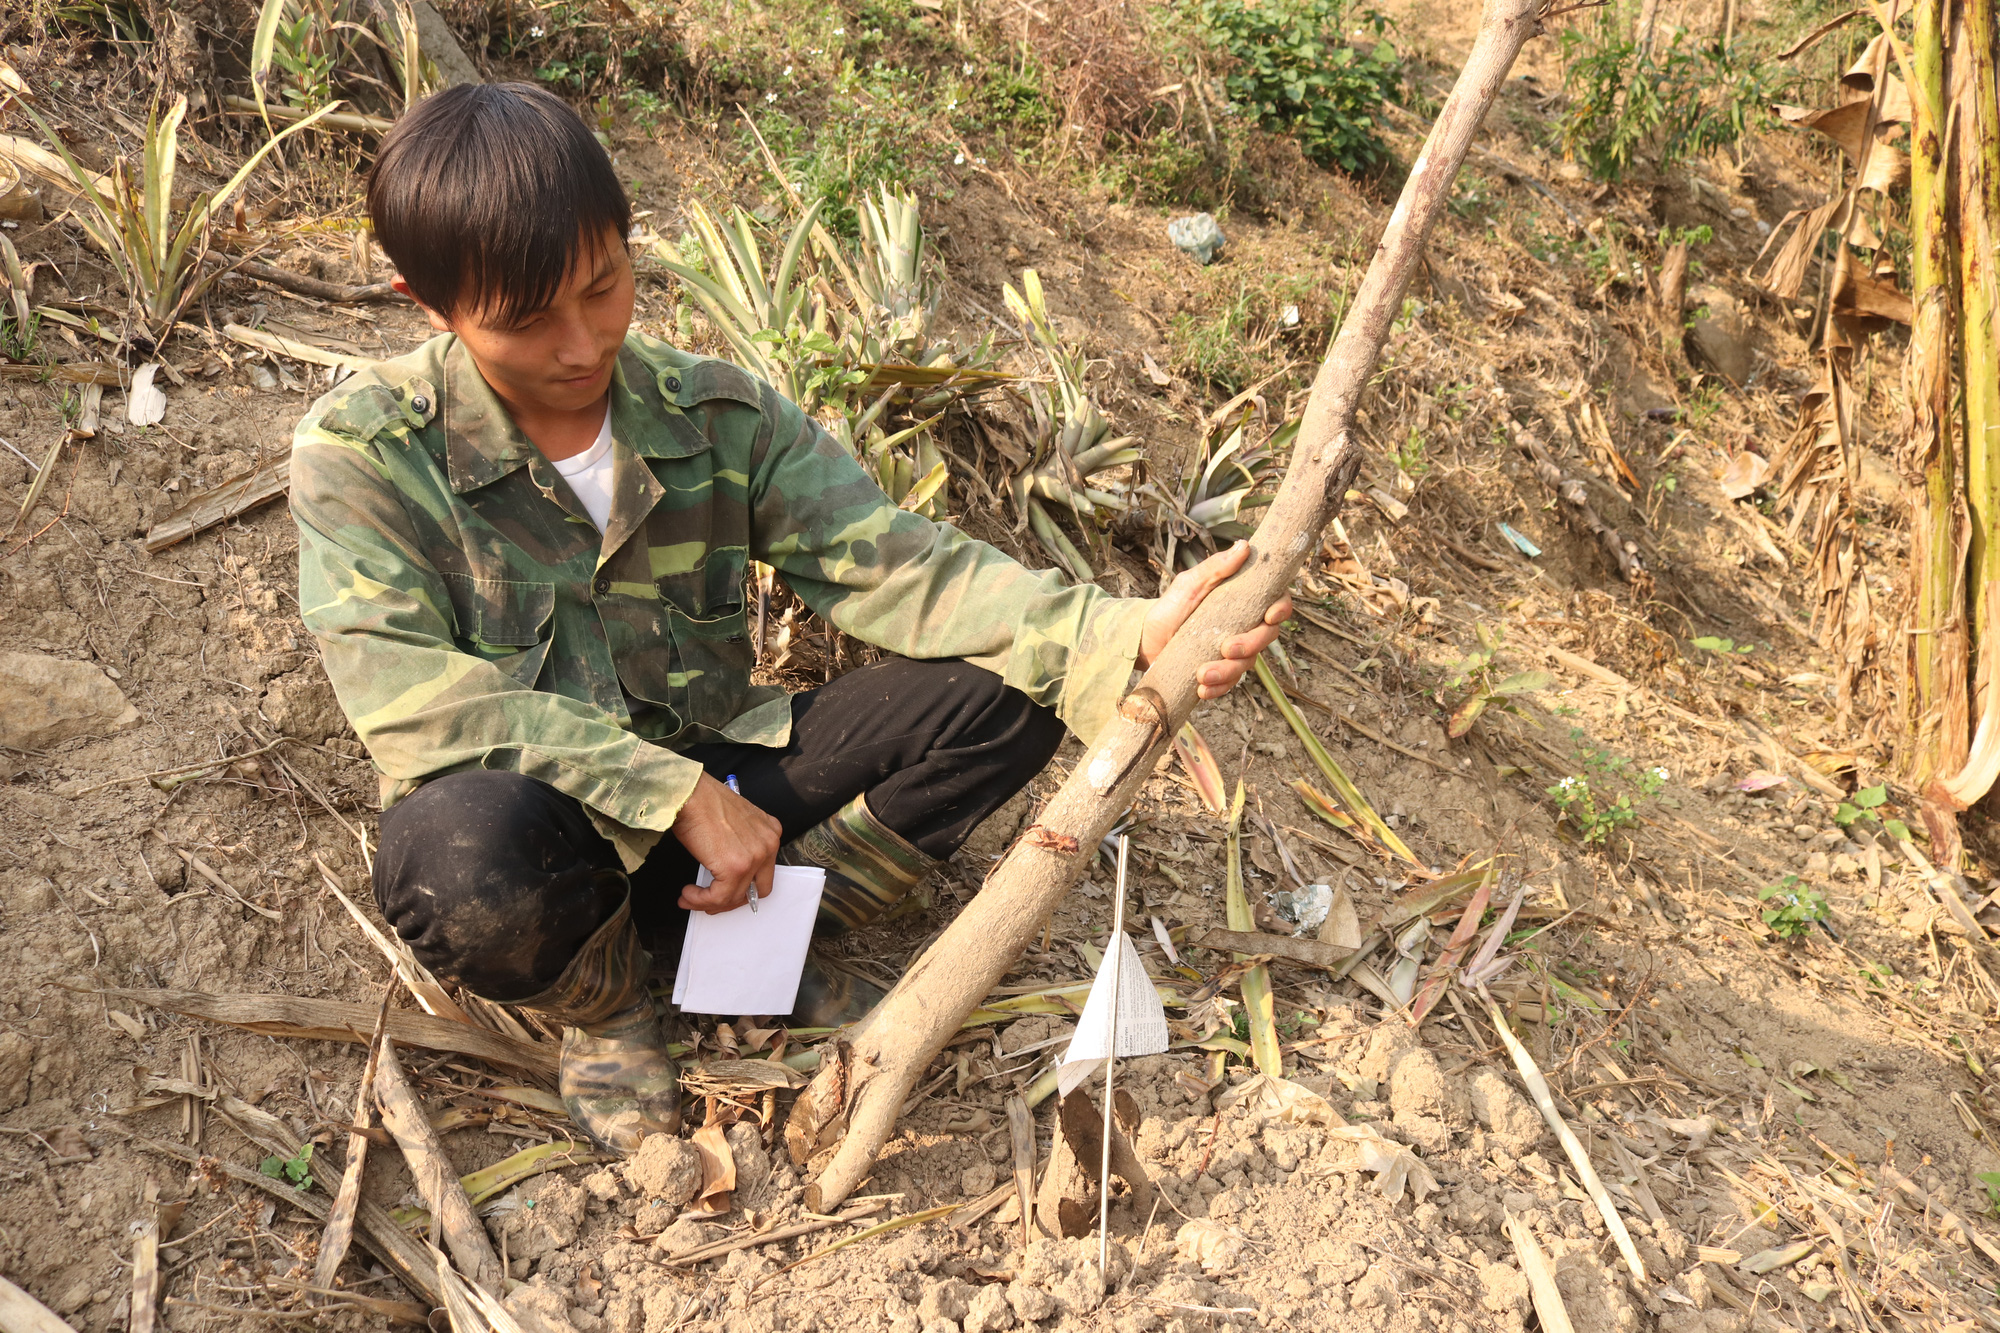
[{"xmin": 292, "ymin": 331, "xmax": 1148, "ymax": 861}]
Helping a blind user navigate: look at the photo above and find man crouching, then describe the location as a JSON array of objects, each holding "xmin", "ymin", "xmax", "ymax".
[{"xmin": 291, "ymin": 82, "xmax": 1287, "ymax": 1154}]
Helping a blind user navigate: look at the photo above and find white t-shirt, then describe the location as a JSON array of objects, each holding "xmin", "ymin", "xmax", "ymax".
[{"xmin": 551, "ymin": 410, "xmax": 616, "ymax": 532}]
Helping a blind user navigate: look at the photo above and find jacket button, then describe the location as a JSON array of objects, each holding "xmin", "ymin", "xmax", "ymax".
[
  {"xmin": 593, "ymin": 576, "xmax": 610, "ymax": 596},
  {"xmin": 410, "ymin": 394, "xmax": 430, "ymax": 415},
  {"xmin": 663, "ymin": 375, "xmax": 682, "ymax": 394}
]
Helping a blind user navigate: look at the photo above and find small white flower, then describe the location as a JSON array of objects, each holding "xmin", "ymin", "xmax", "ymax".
[
  {"xmin": 529, "ymin": 24, "xmax": 544, "ymax": 36},
  {"xmin": 1557, "ymin": 776, "xmax": 1581, "ymax": 794},
  {"xmin": 832, "ymin": 25, "xmax": 844, "ymax": 34},
  {"xmin": 953, "ymin": 151, "xmax": 965, "ymax": 165},
  {"xmin": 765, "ymin": 91, "xmax": 778, "ymax": 103},
  {"xmin": 963, "ymin": 62, "xmax": 975, "ymax": 75},
  {"xmin": 783, "ymin": 65, "xmax": 793, "ymax": 77},
  {"xmin": 946, "ymin": 99, "xmax": 957, "ymax": 110},
  {"xmin": 975, "ymin": 156, "xmax": 986, "ymax": 166},
  {"xmin": 1650, "ymin": 766, "xmax": 1670, "ymax": 782}
]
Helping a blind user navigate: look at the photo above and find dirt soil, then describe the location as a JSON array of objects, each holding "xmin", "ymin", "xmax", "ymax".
[{"xmin": 3, "ymin": 7, "xmax": 1999, "ymax": 1333}]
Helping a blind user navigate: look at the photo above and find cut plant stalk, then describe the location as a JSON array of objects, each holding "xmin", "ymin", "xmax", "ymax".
[
  {"xmin": 312, "ymin": 989, "xmax": 393, "ymax": 1291},
  {"xmin": 1223, "ymin": 782, "xmax": 1283, "ymax": 1077},
  {"xmin": 1171, "ymin": 720, "xmax": 1227, "ymax": 813},
  {"xmin": 1476, "ymin": 984, "xmax": 1646, "ymax": 1282},
  {"xmin": 373, "ymin": 1040, "xmax": 504, "ymax": 1294},
  {"xmin": 796, "ymin": 0, "xmax": 1547, "ymax": 1212}
]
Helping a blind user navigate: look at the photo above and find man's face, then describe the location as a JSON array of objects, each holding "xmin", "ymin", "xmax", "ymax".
[{"xmin": 404, "ymin": 232, "xmax": 636, "ymax": 416}]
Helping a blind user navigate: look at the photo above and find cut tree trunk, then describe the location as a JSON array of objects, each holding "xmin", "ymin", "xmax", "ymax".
[{"xmin": 795, "ymin": 0, "xmax": 1548, "ymax": 1213}]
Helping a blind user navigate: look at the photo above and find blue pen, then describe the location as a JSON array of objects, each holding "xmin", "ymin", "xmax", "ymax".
[{"xmin": 725, "ymin": 774, "xmax": 757, "ymax": 913}]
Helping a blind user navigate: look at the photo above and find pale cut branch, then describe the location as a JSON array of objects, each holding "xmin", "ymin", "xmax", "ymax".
[
  {"xmin": 312, "ymin": 991, "xmax": 393, "ymax": 1291},
  {"xmin": 373, "ymin": 1041, "xmax": 506, "ymax": 1295},
  {"xmin": 796, "ymin": 0, "xmax": 1548, "ymax": 1213}
]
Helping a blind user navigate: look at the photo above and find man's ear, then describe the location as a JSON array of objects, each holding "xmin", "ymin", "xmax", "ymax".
[{"xmin": 391, "ymin": 276, "xmax": 454, "ymax": 333}]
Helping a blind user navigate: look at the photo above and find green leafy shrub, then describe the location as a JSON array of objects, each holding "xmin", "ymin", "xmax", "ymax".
[
  {"xmin": 1556, "ymin": 25, "xmax": 1780, "ymax": 182},
  {"xmin": 1190, "ymin": 0, "xmax": 1402, "ymax": 175}
]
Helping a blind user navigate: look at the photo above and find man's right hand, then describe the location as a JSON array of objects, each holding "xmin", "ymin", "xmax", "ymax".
[{"xmin": 671, "ymin": 773, "xmax": 782, "ymax": 914}]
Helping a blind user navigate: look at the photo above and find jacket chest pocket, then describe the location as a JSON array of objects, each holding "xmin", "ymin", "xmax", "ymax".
[
  {"xmin": 625, "ymin": 547, "xmax": 752, "ymax": 731},
  {"xmin": 443, "ymin": 573, "xmax": 557, "ymax": 688}
]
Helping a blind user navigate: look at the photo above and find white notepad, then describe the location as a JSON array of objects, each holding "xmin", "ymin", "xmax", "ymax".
[{"xmin": 671, "ymin": 865, "xmax": 826, "ymax": 1016}]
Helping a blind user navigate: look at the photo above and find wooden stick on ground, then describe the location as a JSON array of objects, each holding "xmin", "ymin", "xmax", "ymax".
[
  {"xmin": 128, "ymin": 1197, "xmax": 183, "ymax": 1333},
  {"xmin": 90, "ymin": 986, "xmax": 556, "ymax": 1077},
  {"xmin": 373, "ymin": 1041, "xmax": 506, "ymax": 1295},
  {"xmin": 0, "ymin": 1277, "xmax": 79, "ymax": 1333},
  {"xmin": 206, "ymin": 255, "xmax": 408, "ymax": 304},
  {"xmin": 1478, "ymin": 986, "xmax": 1646, "ymax": 1282},
  {"xmin": 1007, "ymin": 1093, "xmax": 1037, "ymax": 1252},
  {"xmin": 793, "ymin": 0, "xmax": 1549, "ymax": 1213},
  {"xmin": 313, "ymin": 989, "xmax": 394, "ymax": 1291},
  {"xmin": 1505, "ymin": 1211, "xmax": 1577, "ymax": 1333},
  {"xmin": 659, "ymin": 1201, "xmax": 886, "ymax": 1266}
]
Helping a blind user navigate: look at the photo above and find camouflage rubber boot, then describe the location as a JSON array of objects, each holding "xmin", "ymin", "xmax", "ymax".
[
  {"xmin": 787, "ymin": 958, "xmax": 888, "ymax": 1029},
  {"xmin": 512, "ymin": 895, "xmax": 681, "ymax": 1155},
  {"xmin": 783, "ymin": 793, "xmax": 939, "ymax": 935}
]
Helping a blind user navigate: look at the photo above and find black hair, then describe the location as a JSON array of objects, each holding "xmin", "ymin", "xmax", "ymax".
[{"xmin": 367, "ymin": 82, "xmax": 631, "ymax": 326}]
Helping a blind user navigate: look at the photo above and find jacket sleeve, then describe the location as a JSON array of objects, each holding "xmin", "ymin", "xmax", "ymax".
[
  {"xmin": 291, "ymin": 424, "xmax": 703, "ymax": 834},
  {"xmin": 747, "ymin": 388, "xmax": 1150, "ymax": 742}
]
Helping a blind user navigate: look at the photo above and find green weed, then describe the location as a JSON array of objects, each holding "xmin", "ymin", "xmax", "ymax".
[
  {"xmin": 502, "ymin": 0, "xmax": 682, "ymax": 94},
  {"xmin": 1833, "ymin": 784, "xmax": 1913, "ymax": 843},
  {"xmin": 250, "ymin": 0, "xmax": 429, "ymax": 121},
  {"xmin": 1758, "ymin": 875, "xmax": 1830, "ymax": 940},
  {"xmin": 1548, "ymin": 774, "xmax": 1640, "ymax": 845},
  {"xmin": 1444, "ymin": 624, "xmax": 1549, "ymax": 738},
  {"xmin": 1393, "ymin": 429, "xmax": 1429, "ymax": 478},
  {"xmin": 1691, "ymin": 635, "xmax": 1756, "ymax": 656},
  {"xmin": 260, "ymin": 1143, "xmax": 314, "ymax": 1191}
]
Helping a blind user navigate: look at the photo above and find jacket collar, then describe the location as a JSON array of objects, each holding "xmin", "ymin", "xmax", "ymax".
[{"xmin": 443, "ymin": 336, "xmax": 712, "ymax": 496}]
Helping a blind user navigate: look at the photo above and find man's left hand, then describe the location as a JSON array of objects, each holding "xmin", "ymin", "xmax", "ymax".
[{"xmin": 1137, "ymin": 541, "xmax": 1291, "ymax": 699}]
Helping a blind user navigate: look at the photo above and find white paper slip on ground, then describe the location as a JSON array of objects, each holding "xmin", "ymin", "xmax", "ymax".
[{"xmin": 672, "ymin": 865, "xmax": 826, "ymax": 1016}]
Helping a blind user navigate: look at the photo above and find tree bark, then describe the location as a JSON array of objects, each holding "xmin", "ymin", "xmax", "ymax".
[{"xmin": 798, "ymin": 0, "xmax": 1548, "ymax": 1213}]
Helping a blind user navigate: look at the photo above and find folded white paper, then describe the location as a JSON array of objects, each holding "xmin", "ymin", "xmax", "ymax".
[
  {"xmin": 671, "ymin": 865, "xmax": 826, "ymax": 1016},
  {"xmin": 1056, "ymin": 930, "xmax": 1169, "ymax": 1096}
]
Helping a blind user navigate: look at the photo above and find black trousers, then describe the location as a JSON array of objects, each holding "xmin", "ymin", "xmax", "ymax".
[{"xmin": 373, "ymin": 658, "xmax": 1064, "ymax": 1001}]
